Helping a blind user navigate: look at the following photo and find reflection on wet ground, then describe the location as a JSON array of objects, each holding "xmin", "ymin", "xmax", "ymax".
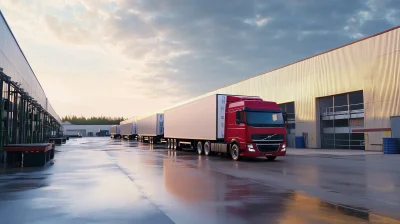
[{"xmin": 0, "ymin": 137, "xmax": 399, "ymax": 224}]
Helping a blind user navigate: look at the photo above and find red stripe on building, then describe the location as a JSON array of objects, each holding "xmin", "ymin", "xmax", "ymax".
[{"xmin": 352, "ymin": 128, "xmax": 391, "ymax": 133}]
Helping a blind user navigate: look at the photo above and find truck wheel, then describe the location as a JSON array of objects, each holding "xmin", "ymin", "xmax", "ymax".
[
  {"xmin": 197, "ymin": 141, "xmax": 203, "ymax": 155},
  {"xmin": 267, "ymin": 156, "xmax": 276, "ymax": 161},
  {"xmin": 176, "ymin": 139, "xmax": 181, "ymax": 150},
  {"xmin": 173, "ymin": 139, "xmax": 177, "ymax": 150},
  {"xmin": 167, "ymin": 139, "xmax": 171, "ymax": 149},
  {"xmin": 230, "ymin": 144, "xmax": 240, "ymax": 161},
  {"xmin": 192, "ymin": 141, "xmax": 197, "ymax": 151},
  {"xmin": 204, "ymin": 141, "xmax": 211, "ymax": 156}
]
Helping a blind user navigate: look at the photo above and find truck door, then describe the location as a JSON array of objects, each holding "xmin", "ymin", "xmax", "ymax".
[{"xmin": 225, "ymin": 109, "xmax": 246, "ymax": 148}]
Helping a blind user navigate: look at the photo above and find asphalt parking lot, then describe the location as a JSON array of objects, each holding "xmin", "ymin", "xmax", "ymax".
[{"xmin": 0, "ymin": 137, "xmax": 399, "ymax": 224}]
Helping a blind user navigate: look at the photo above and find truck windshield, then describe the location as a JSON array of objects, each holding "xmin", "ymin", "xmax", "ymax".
[{"xmin": 245, "ymin": 111, "xmax": 284, "ymax": 127}]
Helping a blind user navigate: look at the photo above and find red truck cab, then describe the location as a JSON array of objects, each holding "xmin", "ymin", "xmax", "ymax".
[{"xmin": 225, "ymin": 96, "xmax": 287, "ymax": 161}]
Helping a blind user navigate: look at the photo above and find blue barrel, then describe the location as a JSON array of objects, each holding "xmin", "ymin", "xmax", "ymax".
[
  {"xmin": 383, "ymin": 138, "xmax": 400, "ymax": 154},
  {"xmin": 295, "ymin": 136, "xmax": 305, "ymax": 148}
]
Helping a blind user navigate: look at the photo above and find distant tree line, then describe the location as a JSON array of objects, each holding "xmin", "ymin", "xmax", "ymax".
[{"xmin": 62, "ymin": 115, "xmax": 124, "ymax": 125}]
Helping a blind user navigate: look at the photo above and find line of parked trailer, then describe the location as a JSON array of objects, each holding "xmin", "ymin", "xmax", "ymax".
[{"xmin": 110, "ymin": 94, "xmax": 288, "ymax": 161}]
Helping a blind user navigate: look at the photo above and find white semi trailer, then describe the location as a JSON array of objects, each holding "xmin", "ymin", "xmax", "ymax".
[
  {"xmin": 163, "ymin": 94, "xmax": 287, "ymax": 160},
  {"xmin": 137, "ymin": 113, "xmax": 164, "ymax": 144},
  {"xmin": 110, "ymin": 125, "xmax": 121, "ymax": 139},
  {"xmin": 120, "ymin": 118, "xmax": 138, "ymax": 140}
]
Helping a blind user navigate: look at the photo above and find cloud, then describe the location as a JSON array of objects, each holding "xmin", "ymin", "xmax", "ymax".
[
  {"xmin": 1, "ymin": 0, "xmax": 400, "ymax": 117},
  {"xmin": 44, "ymin": 14, "xmax": 93, "ymax": 45},
  {"xmin": 244, "ymin": 15, "xmax": 270, "ymax": 27}
]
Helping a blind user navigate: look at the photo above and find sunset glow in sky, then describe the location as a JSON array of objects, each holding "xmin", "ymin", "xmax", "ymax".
[{"xmin": 1, "ymin": 0, "xmax": 399, "ymax": 118}]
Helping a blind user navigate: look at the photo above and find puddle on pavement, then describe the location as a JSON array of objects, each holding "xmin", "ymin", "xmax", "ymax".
[
  {"xmin": 0, "ymin": 182, "xmax": 48, "ymax": 193},
  {"xmin": 0, "ymin": 174, "xmax": 50, "ymax": 193},
  {"xmin": 101, "ymin": 148, "xmax": 132, "ymax": 152},
  {"xmin": 162, "ymin": 159, "xmax": 400, "ymax": 223},
  {"xmin": 113, "ymin": 152, "xmax": 399, "ymax": 224}
]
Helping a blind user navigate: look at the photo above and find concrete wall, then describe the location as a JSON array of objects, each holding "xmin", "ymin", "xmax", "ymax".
[{"xmin": 0, "ymin": 11, "xmax": 61, "ymax": 123}]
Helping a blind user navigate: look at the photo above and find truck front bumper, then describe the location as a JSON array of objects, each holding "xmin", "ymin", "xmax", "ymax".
[
  {"xmin": 240, "ymin": 143, "xmax": 287, "ymax": 157},
  {"xmin": 240, "ymin": 151, "xmax": 286, "ymax": 157}
]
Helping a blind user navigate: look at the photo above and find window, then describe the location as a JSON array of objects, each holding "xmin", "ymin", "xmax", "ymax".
[
  {"xmin": 349, "ymin": 91, "xmax": 364, "ymax": 110},
  {"xmin": 245, "ymin": 111, "xmax": 284, "ymax": 127},
  {"xmin": 287, "ymin": 123, "xmax": 296, "ymax": 130},
  {"xmin": 286, "ymin": 103, "xmax": 295, "ymax": 114},
  {"xmin": 350, "ymin": 118, "xmax": 364, "ymax": 127},
  {"xmin": 334, "ymin": 119, "xmax": 349, "ymax": 127},
  {"xmin": 236, "ymin": 111, "xmax": 244, "ymax": 124},
  {"xmin": 279, "ymin": 102, "xmax": 295, "ymax": 120},
  {"xmin": 319, "ymin": 96, "xmax": 333, "ymax": 109},
  {"xmin": 334, "ymin": 94, "xmax": 348, "ymax": 107},
  {"xmin": 322, "ymin": 120, "xmax": 334, "ymax": 128}
]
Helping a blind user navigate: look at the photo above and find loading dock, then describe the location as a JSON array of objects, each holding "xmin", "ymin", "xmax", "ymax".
[{"xmin": 319, "ymin": 91, "xmax": 365, "ymax": 150}]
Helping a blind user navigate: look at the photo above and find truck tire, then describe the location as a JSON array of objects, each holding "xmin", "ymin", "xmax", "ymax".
[
  {"xmin": 267, "ymin": 156, "xmax": 276, "ymax": 161},
  {"xmin": 176, "ymin": 139, "xmax": 181, "ymax": 150},
  {"xmin": 204, "ymin": 141, "xmax": 211, "ymax": 156},
  {"xmin": 197, "ymin": 141, "xmax": 203, "ymax": 155},
  {"xmin": 167, "ymin": 139, "xmax": 171, "ymax": 149},
  {"xmin": 192, "ymin": 141, "xmax": 197, "ymax": 151},
  {"xmin": 230, "ymin": 143, "xmax": 240, "ymax": 161},
  {"xmin": 173, "ymin": 139, "xmax": 177, "ymax": 150}
]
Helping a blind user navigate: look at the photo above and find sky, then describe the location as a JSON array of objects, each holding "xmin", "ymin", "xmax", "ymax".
[{"xmin": 0, "ymin": 0, "xmax": 399, "ymax": 118}]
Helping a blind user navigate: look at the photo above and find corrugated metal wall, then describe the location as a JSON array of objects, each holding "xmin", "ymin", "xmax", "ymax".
[
  {"xmin": 0, "ymin": 11, "xmax": 60, "ymax": 123},
  {"xmin": 195, "ymin": 27, "xmax": 400, "ymax": 150}
]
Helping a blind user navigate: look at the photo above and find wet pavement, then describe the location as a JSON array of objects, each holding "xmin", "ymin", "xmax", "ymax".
[{"xmin": 1, "ymin": 137, "xmax": 400, "ymax": 224}]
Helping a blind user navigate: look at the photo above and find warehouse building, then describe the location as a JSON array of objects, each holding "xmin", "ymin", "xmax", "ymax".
[
  {"xmin": 62, "ymin": 122, "xmax": 111, "ymax": 137},
  {"xmin": 188, "ymin": 26, "xmax": 400, "ymax": 151},
  {"xmin": 0, "ymin": 11, "xmax": 61, "ymax": 147},
  {"xmin": 0, "ymin": 11, "xmax": 60, "ymax": 122}
]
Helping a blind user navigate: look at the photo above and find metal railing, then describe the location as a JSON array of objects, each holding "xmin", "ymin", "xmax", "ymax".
[{"xmin": 321, "ymin": 103, "xmax": 364, "ymax": 116}]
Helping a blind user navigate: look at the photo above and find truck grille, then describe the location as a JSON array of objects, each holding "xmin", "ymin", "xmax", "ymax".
[
  {"xmin": 252, "ymin": 134, "xmax": 284, "ymax": 142},
  {"xmin": 256, "ymin": 144, "xmax": 280, "ymax": 152}
]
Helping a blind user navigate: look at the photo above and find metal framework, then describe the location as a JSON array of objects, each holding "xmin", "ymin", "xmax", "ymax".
[
  {"xmin": 0, "ymin": 68, "xmax": 62, "ymax": 160},
  {"xmin": 320, "ymin": 97, "xmax": 365, "ymax": 150}
]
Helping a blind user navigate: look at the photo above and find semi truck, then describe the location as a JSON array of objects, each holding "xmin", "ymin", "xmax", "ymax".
[
  {"xmin": 137, "ymin": 113, "xmax": 164, "ymax": 144},
  {"xmin": 110, "ymin": 125, "xmax": 121, "ymax": 139},
  {"xmin": 120, "ymin": 118, "xmax": 137, "ymax": 140},
  {"xmin": 164, "ymin": 94, "xmax": 287, "ymax": 161}
]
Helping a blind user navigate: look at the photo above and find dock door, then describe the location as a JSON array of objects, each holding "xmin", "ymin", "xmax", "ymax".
[
  {"xmin": 391, "ymin": 117, "xmax": 400, "ymax": 138},
  {"xmin": 279, "ymin": 102, "xmax": 295, "ymax": 148},
  {"xmin": 319, "ymin": 91, "xmax": 365, "ymax": 150}
]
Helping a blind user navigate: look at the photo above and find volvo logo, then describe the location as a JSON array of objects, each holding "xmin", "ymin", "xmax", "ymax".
[{"xmin": 263, "ymin": 134, "xmax": 277, "ymax": 140}]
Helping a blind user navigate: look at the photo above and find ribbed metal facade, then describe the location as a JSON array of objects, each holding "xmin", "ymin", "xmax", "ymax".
[
  {"xmin": 194, "ymin": 26, "xmax": 400, "ymax": 151},
  {"xmin": 0, "ymin": 11, "xmax": 60, "ymax": 123}
]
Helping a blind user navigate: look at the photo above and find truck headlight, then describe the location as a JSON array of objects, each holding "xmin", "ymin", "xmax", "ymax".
[
  {"xmin": 247, "ymin": 144, "xmax": 255, "ymax": 152},
  {"xmin": 281, "ymin": 144, "xmax": 286, "ymax": 152}
]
